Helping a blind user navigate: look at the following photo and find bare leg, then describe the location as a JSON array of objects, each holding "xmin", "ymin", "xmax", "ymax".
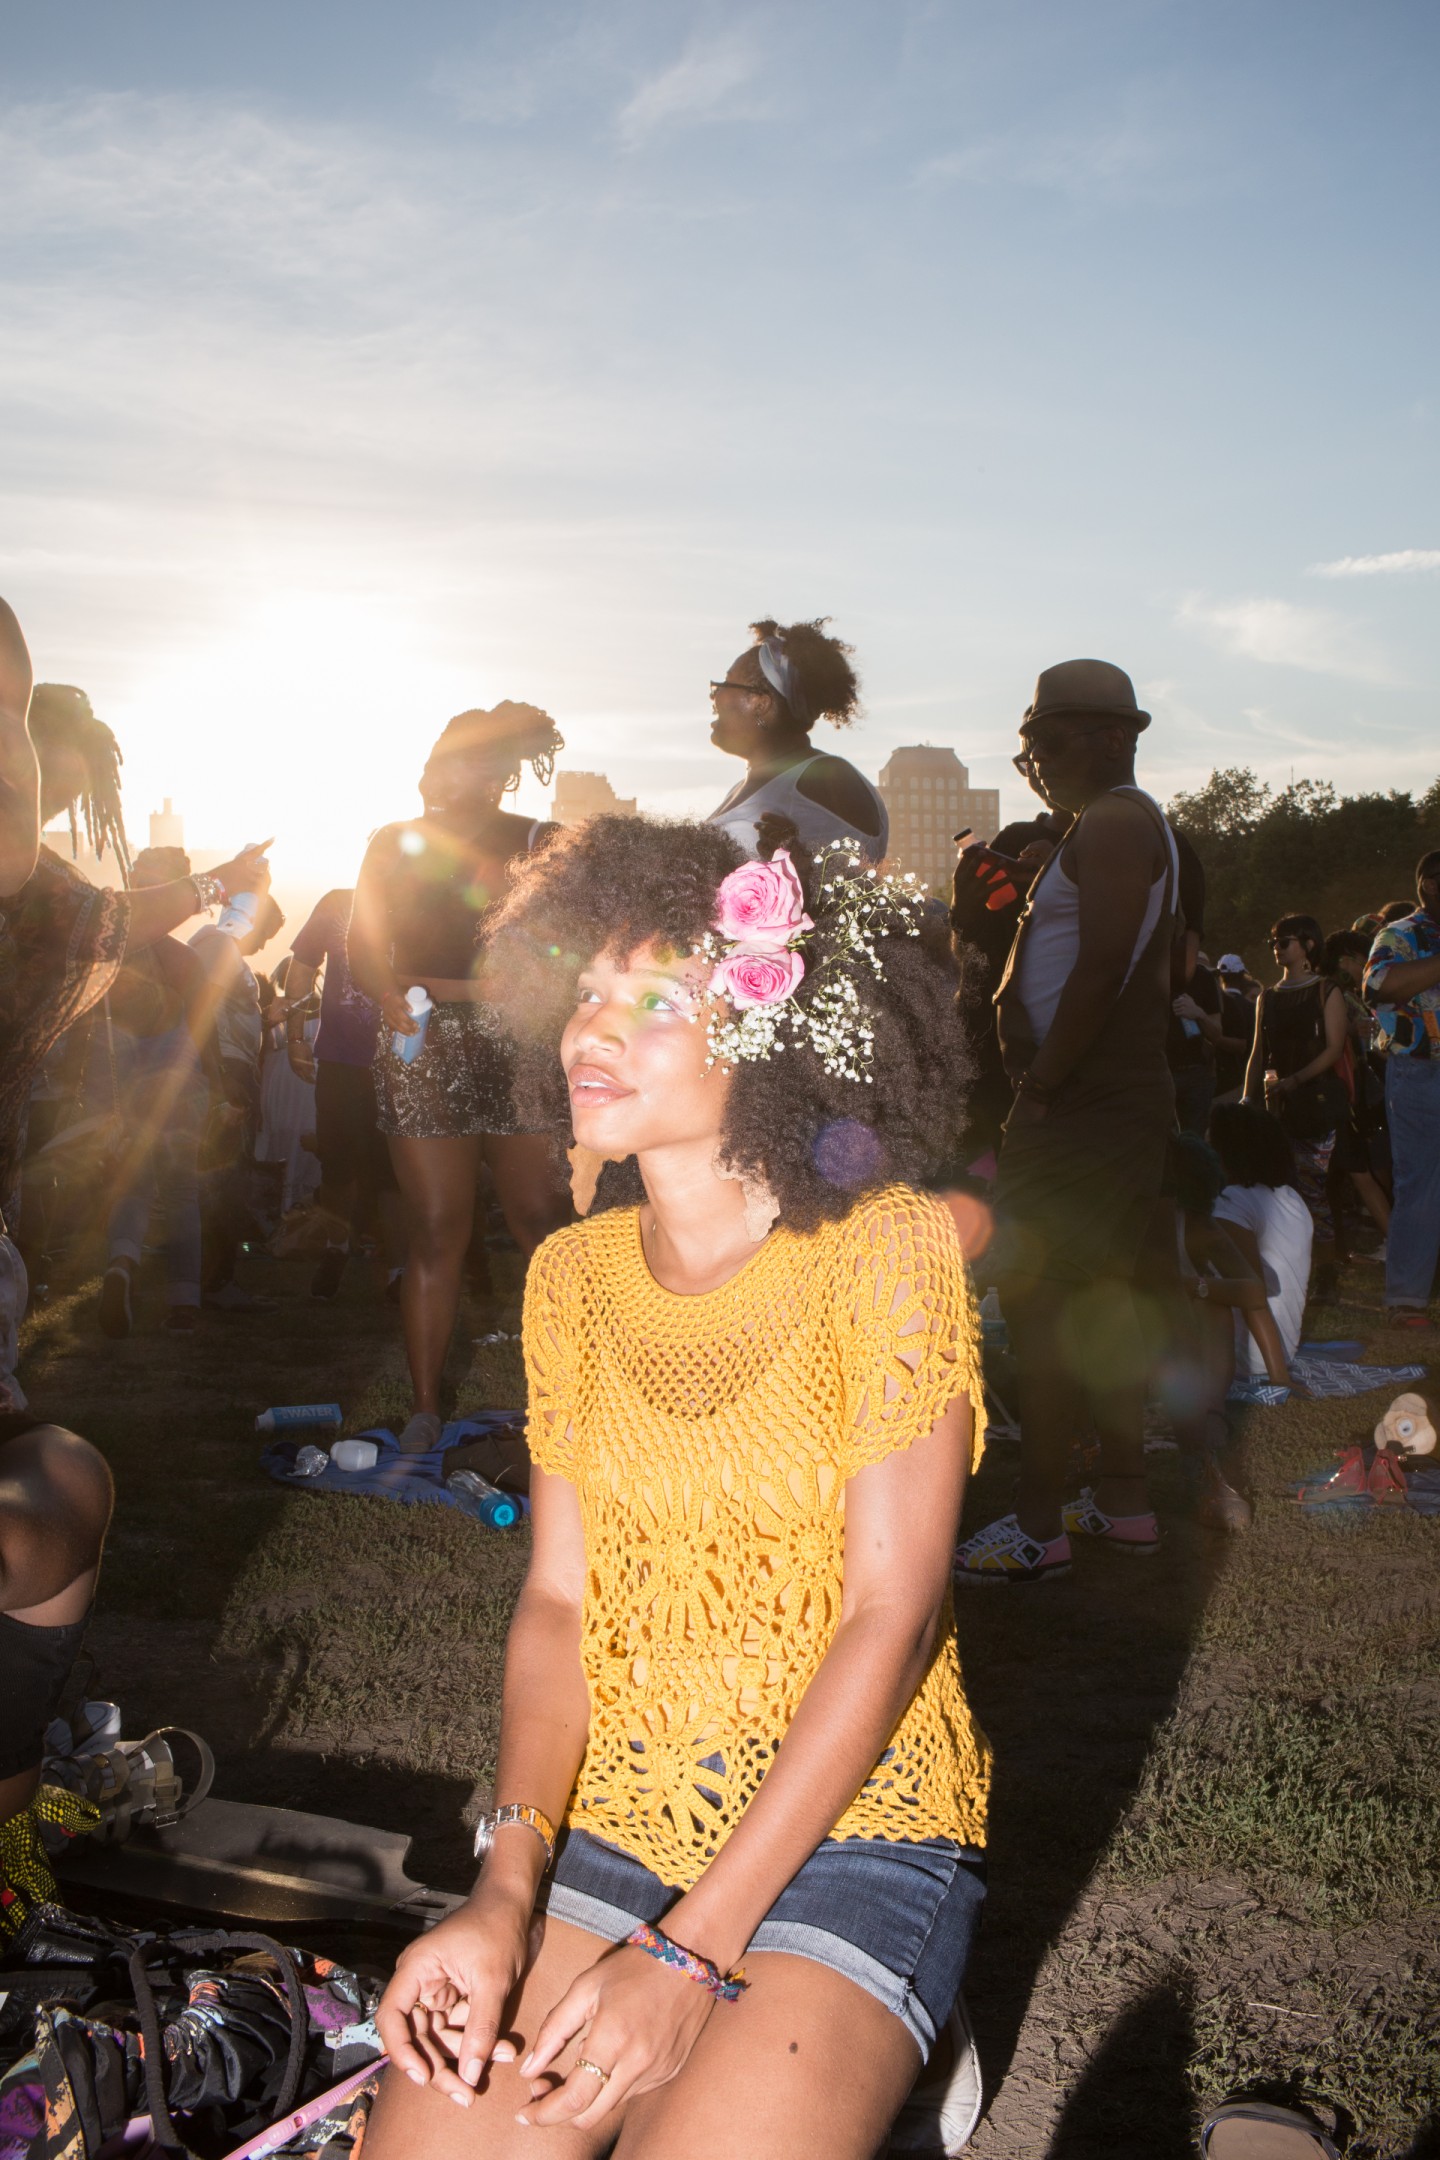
[
  {"xmin": 483, "ymin": 1133, "xmax": 573, "ymax": 1261},
  {"xmin": 617, "ymin": 1952, "xmax": 921, "ymax": 2160},
  {"xmin": 387, "ymin": 1134, "xmax": 482, "ymax": 1418},
  {"xmin": 364, "ymin": 1914, "xmax": 621, "ymax": 2160},
  {"xmin": 1350, "ymin": 1170, "xmax": 1391, "ymax": 1237}
]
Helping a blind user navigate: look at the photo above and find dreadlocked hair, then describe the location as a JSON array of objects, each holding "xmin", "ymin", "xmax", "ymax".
[
  {"xmin": 749, "ymin": 617, "xmax": 860, "ymax": 729},
  {"xmin": 483, "ymin": 815, "xmax": 970, "ymax": 1234},
  {"xmin": 434, "ymin": 704, "xmax": 565, "ymax": 793},
  {"xmin": 29, "ymin": 684, "xmax": 131, "ymax": 879}
]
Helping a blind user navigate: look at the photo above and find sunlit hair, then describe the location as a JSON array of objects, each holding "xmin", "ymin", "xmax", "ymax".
[
  {"xmin": 29, "ymin": 684, "xmax": 131, "ymax": 879},
  {"xmin": 1269, "ymin": 912, "xmax": 1324, "ymax": 968},
  {"xmin": 483, "ymin": 815, "xmax": 969, "ymax": 1233},
  {"xmin": 748, "ymin": 617, "xmax": 860, "ymax": 730},
  {"xmin": 432, "ymin": 705, "xmax": 564, "ymax": 794}
]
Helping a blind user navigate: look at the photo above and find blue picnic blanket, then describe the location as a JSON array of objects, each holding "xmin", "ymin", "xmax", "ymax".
[
  {"xmin": 262, "ymin": 1412, "xmax": 530, "ymax": 1520},
  {"xmin": 1228, "ymin": 1357, "xmax": 1427, "ymax": 1408}
]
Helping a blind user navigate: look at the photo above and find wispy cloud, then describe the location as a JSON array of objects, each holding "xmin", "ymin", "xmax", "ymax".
[
  {"xmin": 617, "ymin": 34, "xmax": 759, "ymax": 148},
  {"xmin": 1176, "ymin": 594, "xmax": 1397, "ymax": 684},
  {"xmin": 1309, "ymin": 549, "xmax": 1440, "ymax": 578},
  {"xmin": 914, "ymin": 79, "xmax": 1225, "ymax": 203}
]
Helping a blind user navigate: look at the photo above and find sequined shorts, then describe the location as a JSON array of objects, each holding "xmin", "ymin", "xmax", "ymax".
[{"xmin": 373, "ymin": 999, "xmax": 525, "ymax": 1140}]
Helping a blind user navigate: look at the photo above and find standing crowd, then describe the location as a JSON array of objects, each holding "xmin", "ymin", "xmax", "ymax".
[{"xmin": 1, "ymin": 590, "xmax": 1436, "ymax": 2159}]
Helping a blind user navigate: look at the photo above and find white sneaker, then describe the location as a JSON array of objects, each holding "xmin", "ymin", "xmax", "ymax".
[{"xmin": 887, "ymin": 1996, "xmax": 983, "ymax": 2154}]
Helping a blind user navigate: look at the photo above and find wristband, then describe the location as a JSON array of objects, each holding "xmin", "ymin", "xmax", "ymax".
[
  {"xmin": 625, "ymin": 1922, "xmax": 748, "ymax": 2001},
  {"xmin": 191, "ymin": 872, "xmax": 228, "ymax": 912}
]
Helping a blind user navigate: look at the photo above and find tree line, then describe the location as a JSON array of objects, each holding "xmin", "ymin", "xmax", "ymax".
[{"xmin": 1167, "ymin": 768, "xmax": 1440, "ymax": 967}]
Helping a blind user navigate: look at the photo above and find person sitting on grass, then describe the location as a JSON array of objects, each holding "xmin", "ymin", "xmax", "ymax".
[
  {"xmin": 367, "ymin": 816, "xmax": 989, "ymax": 2160},
  {"xmin": 0, "ymin": 1412, "xmax": 114, "ymax": 1940},
  {"xmin": 1209, "ymin": 1103, "xmax": 1314, "ymax": 1380},
  {"xmin": 1148, "ymin": 1133, "xmax": 1301, "ymax": 1535}
]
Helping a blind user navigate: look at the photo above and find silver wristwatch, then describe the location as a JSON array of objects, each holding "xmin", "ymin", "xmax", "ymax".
[{"xmin": 472, "ymin": 1802, "xmax": 556, "ymax": 1869}]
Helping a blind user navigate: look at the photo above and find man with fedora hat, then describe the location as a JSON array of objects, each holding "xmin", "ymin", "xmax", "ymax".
[{"xmin": 956, "ymin": 659, "xmax": 1180, "ymax": 1585}]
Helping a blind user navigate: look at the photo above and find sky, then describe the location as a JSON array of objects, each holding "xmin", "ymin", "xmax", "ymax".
[{"xmin": 4, "ymin": 0, "xmax": 1438, "ymax": 921}]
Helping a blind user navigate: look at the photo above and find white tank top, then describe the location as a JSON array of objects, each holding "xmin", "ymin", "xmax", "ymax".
[
  {"xmin": 1012, "ymin": 787, "xmax": 1178, "ymax": 1047},
  {"xmin": 709, "ymin": 756, "xmax": 889, "ymax": 863}
]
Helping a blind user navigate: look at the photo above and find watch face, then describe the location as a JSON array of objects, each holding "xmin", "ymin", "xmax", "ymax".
[{"xmin": 473, "ymin": 1815, "xmax": 493, "ymax": 1859}]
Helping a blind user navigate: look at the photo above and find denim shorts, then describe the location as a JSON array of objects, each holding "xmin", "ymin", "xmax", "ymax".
[{"xmin": 537, "ymin": 1828, "xmax": 986, "ymax": 2058}]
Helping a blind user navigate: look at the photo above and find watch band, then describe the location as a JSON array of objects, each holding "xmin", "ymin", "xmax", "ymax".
[{"xmin": 473, "ymin": 1802, "xmax": 556, "ymax": 1869}]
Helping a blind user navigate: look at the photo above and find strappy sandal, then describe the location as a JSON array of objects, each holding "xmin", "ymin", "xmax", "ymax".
[
  {"xmin": 1201, "ymin": 2100, "xmax": 1339, "ymax": 2157},
  {"xmin": 43, "ymin": 1726, "xmax": 215, "ymax": 1844}
]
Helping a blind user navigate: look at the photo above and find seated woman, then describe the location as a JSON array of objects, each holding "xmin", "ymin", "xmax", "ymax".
[
  {"xmin": 1210, "ymin": 1103, "xmax": 1314, "ymax": 1379},
  {"xmin": 708, "ymin": 617, "xmax": 889, "ymax": 862},
  {"xmin": 0, "ymin": 1412, "xmax": 114, "ymax": 1938},
  {"xmin": 1148, "ymin": 1134, "xmax": 1298, "ymax": 1533},
  {"xmin": 369, "ymin": 818, "xmax": 987, "ymax": 2160}
]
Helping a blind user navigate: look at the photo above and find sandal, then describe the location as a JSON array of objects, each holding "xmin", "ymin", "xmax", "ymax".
[
  {"xmin": 42, "ymin": 1725, "xmax": 215, "ymax": 1844},
  {"xmin": 1201, "ymin": 2099, "xmax": 1338, "ymax": 2157}
]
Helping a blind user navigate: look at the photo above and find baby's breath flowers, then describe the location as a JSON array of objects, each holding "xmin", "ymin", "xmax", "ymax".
[{"xmin": 697, "ymin": 842, "xmax": 923, "ymax": 1083}]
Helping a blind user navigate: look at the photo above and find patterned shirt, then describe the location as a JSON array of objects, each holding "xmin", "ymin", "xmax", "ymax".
[
  {"xmin": 0, "ymin": 848, "xmax": 129, "ymax": 1222},
  {"xmin": 1363, "ymin": 908, "xmax": 1440, "ymax": 1058}
]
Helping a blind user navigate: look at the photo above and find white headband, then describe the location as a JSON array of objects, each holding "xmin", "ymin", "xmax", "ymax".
[{"xmin": 756, "ymin": 637, "xmax": 811, "ymax": 726}]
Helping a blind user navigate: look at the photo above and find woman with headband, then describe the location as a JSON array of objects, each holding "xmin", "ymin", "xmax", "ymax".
[{"xmin": 708, "ymin": 618, "xmax": 889, "ymax": 863}]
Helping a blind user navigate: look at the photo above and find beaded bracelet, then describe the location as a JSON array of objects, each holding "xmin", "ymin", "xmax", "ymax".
[{"xmin": 625, "ymin": 1922, "xmax": 748, "ymax": 2001}]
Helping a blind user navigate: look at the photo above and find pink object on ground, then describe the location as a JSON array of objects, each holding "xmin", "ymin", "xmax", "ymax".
[{"xmin": 217, "ymin": 2058, "xmax": 386, "ymax": 2160}]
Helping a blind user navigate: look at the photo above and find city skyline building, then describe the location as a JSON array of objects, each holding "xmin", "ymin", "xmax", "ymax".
[
  {"xmin": 551, "ymin": 770, "xmax": 639, "ymax": 824},
  {"xmin": 149, "ymin": 796, "xmax": 185, "ymax": 851},
  {"xmin": 877, "ymin": 746, "xmax": 1001, "ymax": 894}
]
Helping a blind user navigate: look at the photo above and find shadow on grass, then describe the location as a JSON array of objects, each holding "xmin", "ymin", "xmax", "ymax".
[
  {"xmin": 954, "ymin": 1438, "xmax": 1223, "ymax": 2122},
  {"xmin": 1046, "ymin": 1977, "xmax": 1196, "ymax": 2158}
]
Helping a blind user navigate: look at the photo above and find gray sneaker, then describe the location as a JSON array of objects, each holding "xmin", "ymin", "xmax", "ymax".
[{"xmin": 887, "ymin": 1996, "xmax": 982, "ymax": 2155}]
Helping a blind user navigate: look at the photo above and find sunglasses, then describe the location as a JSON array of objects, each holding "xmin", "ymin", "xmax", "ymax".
[
  {"xmin": 710, "ymin": 678, "xmax": 764, "ymax": 699},
  {"xmin": 1012, "ymin": 722, "xmax": 1111, "ymax": 776}
]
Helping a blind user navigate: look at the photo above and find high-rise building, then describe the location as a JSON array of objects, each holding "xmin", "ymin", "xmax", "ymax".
[
  {"xmin": 551, "ymin": 771, "xmax": 639, "ymax": 824},
  {"xmin": 149, "ymin": 797, "xmax": 184, "ymax": 851},
  {"xmin": 877, "ymin": 747, "xmax": 1001, "ymax": 895}
]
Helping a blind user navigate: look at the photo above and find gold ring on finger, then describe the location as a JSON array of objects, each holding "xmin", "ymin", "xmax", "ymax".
[{"xmin": 576, "ymin": 2057, "xmax": 612, "ymax": 2086}]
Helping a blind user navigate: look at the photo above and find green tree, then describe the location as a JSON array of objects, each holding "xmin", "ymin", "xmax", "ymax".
[{"xmin": 1169, "ymin": 768, "xmax": 1440, "ymax": 966}]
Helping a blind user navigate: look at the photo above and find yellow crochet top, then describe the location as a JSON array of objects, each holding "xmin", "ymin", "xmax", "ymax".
[{"xmin": 522, "ymin": 1183, "xmax": 991, "ymax": 1891}]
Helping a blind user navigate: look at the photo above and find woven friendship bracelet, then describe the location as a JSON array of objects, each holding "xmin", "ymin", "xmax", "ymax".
[{"xmin": 625, "ymin": 1922, "xmax": 748, "ymax": 2001}]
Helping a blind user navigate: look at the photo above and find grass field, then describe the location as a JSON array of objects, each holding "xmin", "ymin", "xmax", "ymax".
[{"xmin": 17, "ymin": 1238, "xmax": 1440, "ymax": 2159}]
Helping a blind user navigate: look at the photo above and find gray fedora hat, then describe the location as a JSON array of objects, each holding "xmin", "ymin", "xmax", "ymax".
[{"xmin": 1023, "ymin": 658, "xmax": 1151, "ymax": 730}]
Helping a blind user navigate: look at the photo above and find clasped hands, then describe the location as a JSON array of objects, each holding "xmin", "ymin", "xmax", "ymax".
[{"xmin": 377, "ymin": 1886, "xmax": 718, "ymax": 2132}]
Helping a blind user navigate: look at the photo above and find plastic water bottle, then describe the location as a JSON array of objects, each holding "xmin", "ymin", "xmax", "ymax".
[
  {"xmin": 293, "ymin": 1445, "xmax": 330, "ymax": 1477},
  {"xmin": 216, "ymin": 845, "xmax": 270, "ymax": 938},
  {"xmin": 256, "ymin": 1402, "xmax": 343, "ymax": 1433},
  {"xmin": 446, "ymin": 1468, "xmax": 522, "ymax": 1529},
  {"xmin": 395, "ymin": 985, "xmax": 433, "ymax": 1065}
]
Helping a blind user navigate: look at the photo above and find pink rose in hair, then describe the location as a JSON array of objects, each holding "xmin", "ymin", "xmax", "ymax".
[
  {"xmin": 713, "ymin": 849, "xmax": 812, "ymax": 951},
  {"xmin": 711, "ymin": 947, "xmax": 806, "ymax": 1009}
]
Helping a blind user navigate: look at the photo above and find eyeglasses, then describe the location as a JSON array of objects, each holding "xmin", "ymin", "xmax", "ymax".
[{"xmin": 710, "ymin": 678, "xmax": 764, "ymax": 699}]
